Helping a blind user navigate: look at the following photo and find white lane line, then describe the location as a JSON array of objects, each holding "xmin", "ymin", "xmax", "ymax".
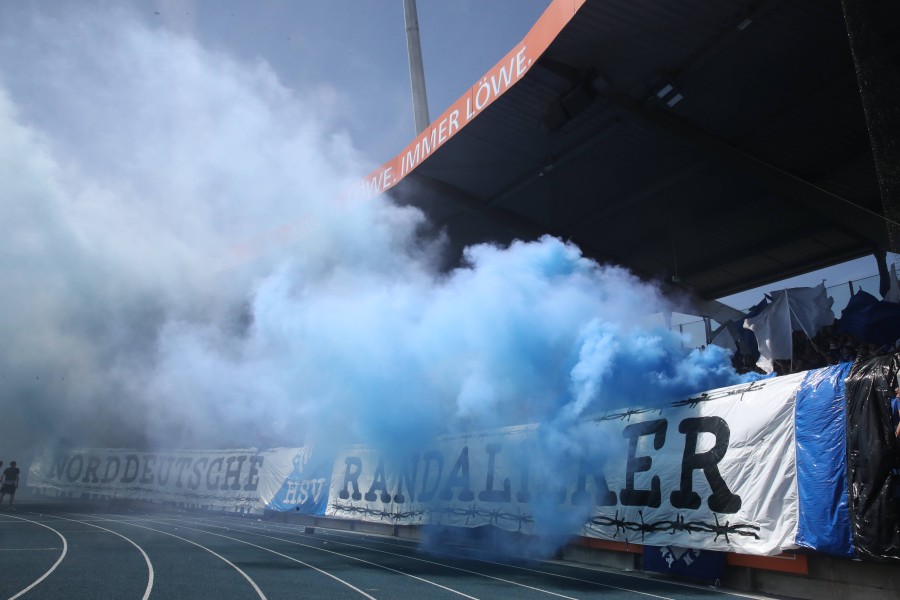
[
  {"xmin": 36, "ymin": 512, "xmax": 154, "ymax": 600},
  {"xmin": 314, "ymin": 529, "xmax": 673, "ymax": 599},
  {"xmin": 0, "ymin": 514, "xmax": 68, "ymax": 600},
  {"xmin": 310, "ymin": 529, "xmax": 756, "ymax": 600},
  {"xmin": 312, "ymin": 523, "xmax": 766, "ymax": 600},
  {"xmin": 186, "ymin": 516, "xmax": 578, "ymax": 600},
  {"xmin": 114, "ymin": 516, "xmax": 382, "ymax": 600},
  {"xmin": 151, "ymin": 515, "xmax": 480, "ymax": 600},
  {"xmin": 88, "ymin": 516, "xmax": 266, "ymax": 600},
  {"xmin": 197, "ymin": 517, "xmax": 673, "ymax": 600}
]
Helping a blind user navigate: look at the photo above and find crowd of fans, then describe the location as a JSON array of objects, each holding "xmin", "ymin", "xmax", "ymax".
[{"xmin": 728, "ymin": 326, "xmax": 900, "ymax": 376}]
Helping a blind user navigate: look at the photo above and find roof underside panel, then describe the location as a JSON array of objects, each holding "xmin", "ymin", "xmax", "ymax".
[{"xmin": 386, "ymin": 0, "xmax": 893, "ymax": 300}]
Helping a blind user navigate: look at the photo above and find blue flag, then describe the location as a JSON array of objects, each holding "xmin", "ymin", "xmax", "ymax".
[{"xmin": 643, "ymin": 545, "xmax": 725, "ymax": 583}]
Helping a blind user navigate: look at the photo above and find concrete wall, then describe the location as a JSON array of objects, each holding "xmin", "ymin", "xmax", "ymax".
[
  {"xmin": 557, "ymin": 542, "xmax": 899, "ymax": 600},
  {"xmin": 722, "ymin": 556, "xmax": 900, "ymax": 600}
]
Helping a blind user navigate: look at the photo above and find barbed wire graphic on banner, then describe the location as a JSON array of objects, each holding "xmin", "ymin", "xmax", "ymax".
[
  {"xmin": 671, "ymin": 379, "xmax": 771, "ymax": 409},
  {"xmin": 591, "ymin": 407, "xmax": 663, "ymax": 422},
  {"xmin": 331, "ymin": 501, "xmax": 758, "ymax": 543},
  {"xmin": 591, "ymin": 380, "xmax": 773, "ymax": 423},
  {"xmin": 583, "ymin": 510, "xmax": 760, "ymax": 543},
  {"xmin": 329, "ymin": 501, "xmax": 534, "ymax": 531}
]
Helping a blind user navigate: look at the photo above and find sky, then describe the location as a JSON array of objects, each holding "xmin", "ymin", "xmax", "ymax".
[
  {"xmin": 113, "ymin": 0, "xmax": 553, "ymax": 163},
  {"xmin": 0, "ymin": 0, "xmax": 885, "ymax": 461},
  {"xmin": 717, "ymin": 254, "xmax": 899, "ymax": 313}
]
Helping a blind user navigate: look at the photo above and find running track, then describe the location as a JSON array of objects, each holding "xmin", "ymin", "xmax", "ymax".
[{"xmin": 0, "ymin": 501, "xmax": 781, "ymax": 599}]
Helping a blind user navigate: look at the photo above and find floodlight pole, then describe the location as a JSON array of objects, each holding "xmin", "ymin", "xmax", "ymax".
[{"xmin": 403, "ymin": 0, "xmax": 431, "ymax": 135}]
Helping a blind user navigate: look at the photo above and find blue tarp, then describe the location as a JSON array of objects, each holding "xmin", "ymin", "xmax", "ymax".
[
  {"xmin": 837, "ymin": 290, "xmax": 900, "ymax": 346},
  {"xmin": 794, "ymin": 362, "xmax": 855, "ymax": 556}
]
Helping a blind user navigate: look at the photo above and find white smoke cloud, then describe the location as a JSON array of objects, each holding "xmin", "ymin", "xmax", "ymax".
[
  {"xmin": 0, "ymin": 4, "xmax": 417, "ymax": 451},
  {"xmin": 0, "ymin": 5, "xmax": 747, "ymax": 463}
]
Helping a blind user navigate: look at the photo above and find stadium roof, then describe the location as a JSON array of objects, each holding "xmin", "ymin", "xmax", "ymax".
[{"xmin": 367, "ymin": 0, "xmax": 895, "ymax": 303}]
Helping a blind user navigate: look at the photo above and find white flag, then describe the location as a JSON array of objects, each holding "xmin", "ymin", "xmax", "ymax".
[
  {"xmin": 743, "ymin": 283, "xmax": 834, "ymax": 373},
  {"xmin": 745, "ymin": 292, "xmax": 792, "ymax": 373},
  {"xmin": 710, "ymin": 325, "xmax": 737, "ymax": 353},
  {"xmin": 781, "ymin": 283, "xmax": 834, "ymax": 337},
  {"xmin": 886, "ymin": 264, "xmax": 900, "ymax": 304}
]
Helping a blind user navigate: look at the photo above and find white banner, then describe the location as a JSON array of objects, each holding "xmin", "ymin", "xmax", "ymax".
[
  {"xmin": 327, "ymin": 373, "xmax": 804, "ymax": 555},
  {"xmin": 28, "ymin": 447, "xmax": 299, "ymax": 513}
]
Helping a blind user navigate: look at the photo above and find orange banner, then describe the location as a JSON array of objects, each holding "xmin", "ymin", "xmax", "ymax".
[
  {"xmin": 356, "ymin": 0, "xmax": 587, "ymax": 199},
  {"xmin": 725, "ymin": 552, "xmax": 809, "ymax": 575},
  {"xmin": 574, "ymin": 535, "xmax": 810, "ymax": 575}
]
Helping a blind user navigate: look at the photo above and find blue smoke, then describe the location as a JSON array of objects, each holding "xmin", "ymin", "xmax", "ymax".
[{"xmin": 147, "ymin": 234, "xmax": 747, "ymax": 454}]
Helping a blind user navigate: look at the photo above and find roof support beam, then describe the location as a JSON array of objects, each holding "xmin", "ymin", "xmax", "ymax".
[{"xmin": 602, "ymin": 89, "xmax": 891, "ymax": 249}]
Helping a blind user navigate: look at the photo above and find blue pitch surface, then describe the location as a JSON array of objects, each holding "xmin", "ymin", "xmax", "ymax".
[{"xmin": 0, "ymin": 501, "xmax": 780, "ymax": 599}]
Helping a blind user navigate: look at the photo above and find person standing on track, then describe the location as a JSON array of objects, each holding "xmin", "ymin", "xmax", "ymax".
[{"xmin": 0, "ymin": 461, "xmax": 21, "ymax": 508}]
